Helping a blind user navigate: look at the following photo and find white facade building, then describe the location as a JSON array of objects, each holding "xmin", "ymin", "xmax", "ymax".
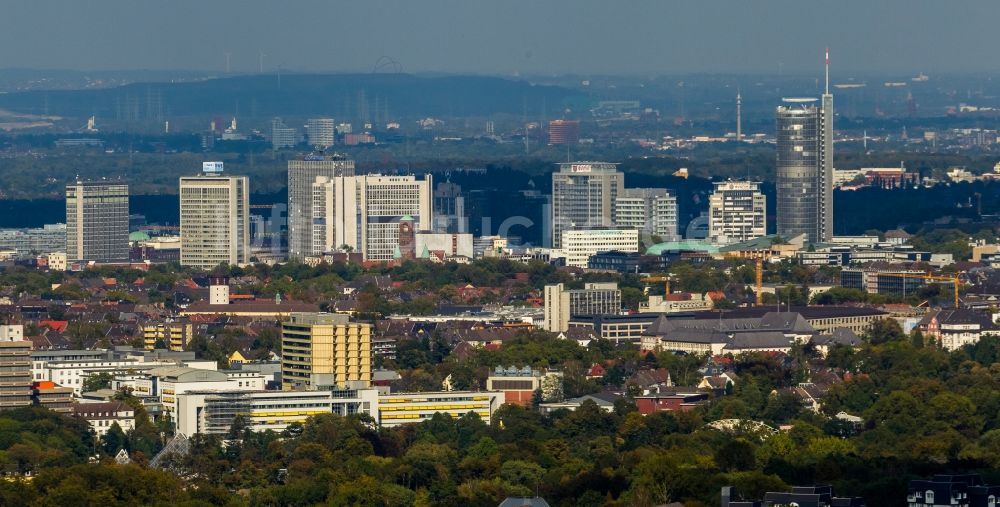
[
  {"xmin": 560, "ymin": 229, "xmax": 639, "ymax": 268},
  {"xmin": 615, "ymin": 188, "xmax": 679, "ymax": 242},
  {"xmin": 551, "ymin": 162, "xmax": 624, "ymax": 249},
  {"xmin": 305, "ymin": 118, "xmax": 336, "ymax": 148},
  {"xmin": 179, "ymin": 175, "xmax": 249, "ymax": 269},
  {"xmin": 311, "ymin": 174, "xmax": 433, "ymax": 260},
  {"xmin": 708, "ymin": 181, "xmax": 767, "ymax": 245},
  {"xmin": 286, "ymin": 155, "xmax": 355, "ymax": 259}
]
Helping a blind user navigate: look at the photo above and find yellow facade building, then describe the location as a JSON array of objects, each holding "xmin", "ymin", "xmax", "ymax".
[
  {"xmin": 142, "ymin": 322, "xmax": 193, "ymax": 351},
  {"xmin": 281, "ymin": 313, "xmax": 371, "ymax": 390}
]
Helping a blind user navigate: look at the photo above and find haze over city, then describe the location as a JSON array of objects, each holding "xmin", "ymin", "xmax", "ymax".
[
  {"xmin": 2, "ymin": 1, "xmax": 1000, "ymax": 74},
  {"xmin": 4, "ymin": 2, "xmax": 1000, "ymax": 507}
]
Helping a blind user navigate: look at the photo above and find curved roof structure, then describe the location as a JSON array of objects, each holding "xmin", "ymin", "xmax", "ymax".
[{"xmin": 645, "ymin": 241, "xmax": 719, "ymax": 256}]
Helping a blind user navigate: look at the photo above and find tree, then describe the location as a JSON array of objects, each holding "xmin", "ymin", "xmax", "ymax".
[
  {"xmin": 866, "ymin": 318, "xmax": 906, "ymax": 345},
  {"xmin": 82, "ymin": 372, "xmax": 114, "ymax": 393}
]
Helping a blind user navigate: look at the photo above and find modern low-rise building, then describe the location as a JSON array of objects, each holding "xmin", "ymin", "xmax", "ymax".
[
  {"xmin": 560, "ymin": 229, "xmax": 639, "ymax": 268},
  {"xmin": 378, "ymin": 390, "xmax": 505, "ymax": 428},
  {"xmin": 485, "ymin": 366, "xmax": 563, "ymax": 406},
  {"xmin": 543, "ymin": 282, "xmax": 621, "ymax": 333}
]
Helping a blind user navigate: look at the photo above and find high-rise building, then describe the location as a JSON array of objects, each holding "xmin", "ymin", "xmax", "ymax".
[
  {"xmin": 287, "ymin": 155, "xmax": 355, "ymax": 259},
  {"xmin": 305, "ymin": 118, "xmax": 336, "ymax": 149},
  {"xmin": 281, "ymin": 312, "xmax": 372, "ymax": 390},
  {"xmin": 66, "ymin": 180, "xmax": 129, "ymax": 262},
  {"xmin": 543, "ymin": 283, "xmax": 621, "ymax": 333},
  {"xmin": 0, "ymin": 325, "xmax": 32, "ymax": 412},
  {"xmin": 708, "ymin": 181, "xmax": 767, "ymax": 244},
  {"xmin": 615, "ymin": 188, "xmax": 679, "ymax": 242},
  {"xmin": 271, "ymin": 117, "xmax": 299, "ymax": 149},
  {"xmin": 775, "ymin": 55, "xmax": 834, "ymax": 244},
  {"xmin": 179, "ymin": 173, "xmax": 249, "ymax": 270},
  {"xmin": 551, "ymin": 162, "xmax": 624, "ymax": 249},
  {"xmin": 311, "ymin": 174, "xmax": 433, "ymax": 261},
  {"xmin": 548, "ymin": 119, "xmax": 580, "ymax": 145},
  {"xmin": 432, "ymin": 181, "xmax": 466, "ymax": 233}
]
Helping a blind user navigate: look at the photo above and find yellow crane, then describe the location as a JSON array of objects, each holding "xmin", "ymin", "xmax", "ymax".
[{"xmin": 876, "ymin": 272, "xmax": 961, "ymax": 307}]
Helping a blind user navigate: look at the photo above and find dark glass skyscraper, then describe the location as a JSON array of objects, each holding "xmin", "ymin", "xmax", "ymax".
[{"xmin": 775, "ymin": 90, "xmax": 833, "ymax": 244}]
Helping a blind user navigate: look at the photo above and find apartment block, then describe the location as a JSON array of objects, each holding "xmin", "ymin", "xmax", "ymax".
[{"xmin": 281, "ymin": 312, "xmax": 372, "ymax": 390}]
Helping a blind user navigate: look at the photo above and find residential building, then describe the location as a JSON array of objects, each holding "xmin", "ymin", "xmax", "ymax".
[
  {"xmin": 305, "ymin": 118, "xmax": 336, "ymax": 148},
  {"xmin": 0, "ymin": 324, "xmax": 23, "ymax": 342},
  {"xmin": 614, "ymin": 188, "xmax": 679, "ymax": 242},
  {"xmin": 560, "ymin": 228, "xmax": 639, "ymax": 268},
  {"xmin": 141, "ymin": 321, "xmax": 194, "ymax": 351},
  {"xmin": 635, "ymin": 392, "xmax": 709, "ymax": 414},
  {"xmin": 485, "ymin": 366, "xmax": 563, "ymax": 406},
  {"xmin": 723, "ymin": 485, "xmax": 865, "ymax": 507},
  {"xmin": 72, "ymin": 402, "xmax": 136, "ymax": 437},
  {"xmin": 310, "ymin": 174, "xmax": 433, "ymax": 260},
  {"xmin": 287, "ymin": 154, "xmax": 355, "ymax": 259},
  {"xmin": 907, "ymin": 474, "xmax": 1000, "ymax": 507},
  {"xmin": 270, "ymin": 117, "xmax": 298, "ymax": 149},
  {"xmin": 922, "ymin": 309, "xmax": 1000, "ymax": 351},
  {"xmin": 708, "ymin": 181, "xmax": 766, "ymax": 244},
  {"xmin": 179, "ymin": 173, "xmax": 249, "ymax": 269},
  {"xmin": 776, "ymin": 94, "xmax": 833, "ymax": 244},
  {"xmin": 0, "ymin": 329, "xmax": 32, "ymax": 412},
  {"xmin": 543, "ymin": 282, "xmax": 621, "ymax": 333},
  {"xmin": 66, "ymin": 181, "xmax": 129, "ymax": 262},
  {"xmin": 551, "ymin": 162, "xmax": 623, "ymax": 249},
  {"xmin": 281, "ymin": 312, "xmax": 372, "ymax": 390}
]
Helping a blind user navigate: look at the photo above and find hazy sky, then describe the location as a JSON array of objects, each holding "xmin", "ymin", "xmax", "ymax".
[{"xmin": 2, "ymin": 1, "xmax": 998, "ymax": 75}]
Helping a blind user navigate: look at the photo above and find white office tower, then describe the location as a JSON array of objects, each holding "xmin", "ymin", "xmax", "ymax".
[
  {"xmin": 551, "ymin": 162, "xmax": 624, "ymax": 249},
  {"xmin": 305, "ymin": 118, "xmax": 336, "ymax": 149},
  {"xmin": 66, "ymin": 181, "xmax": 129, "ymax": 262},
  {"xmin": 311, "ymin": 174, "xmax": 433, "ymax": 261},
  {"xmin": 287, "ymin": 155, "xmax": 355, "ymax": 259},
  {"xmin": 179, "ymin": 173, "xmax": 249, "ymax": 270},
  {"xmin": 708, "ymin": 181, "xmax": 767, "ymax": 245},
  {"xmin": 615, "ymin": 188, "xmax": 679, "ymax": 242},
  {"xmin": 271, "ymin": 117, "xmax": 299, "ymax": 149}
]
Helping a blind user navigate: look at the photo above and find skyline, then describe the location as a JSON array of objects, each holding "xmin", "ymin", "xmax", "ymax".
[{"xmin": 1, "ymin": 1, "xmax": 999, "ymax": 75}]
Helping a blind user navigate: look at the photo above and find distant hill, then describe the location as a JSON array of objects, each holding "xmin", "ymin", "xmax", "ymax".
[{"xmin": 0, "ymin": 73, "xmax": 581, "ymax": 121}]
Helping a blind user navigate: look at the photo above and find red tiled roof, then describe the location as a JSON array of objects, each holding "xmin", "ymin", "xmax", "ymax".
[{"xmin": 40, "ymin": 320, "xmax": 68, "ymax": 332}]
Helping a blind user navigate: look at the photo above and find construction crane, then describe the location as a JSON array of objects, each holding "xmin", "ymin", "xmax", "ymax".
[
  {"xmin": 877, "ymin": 272, "xmax": 961, "ymax": 307},
  {"xmin": 641, "ymin": 276, "xmax": 671, "ymax": 296}
]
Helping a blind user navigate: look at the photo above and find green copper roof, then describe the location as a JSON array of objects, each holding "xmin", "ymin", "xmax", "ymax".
[
  {"xmin": 645, "ymin": 241, "xmax": 719, "ymax": 255},
  {"xmin": 129, "ymin": 231, "xmax": 151, "ymax": 241}
]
